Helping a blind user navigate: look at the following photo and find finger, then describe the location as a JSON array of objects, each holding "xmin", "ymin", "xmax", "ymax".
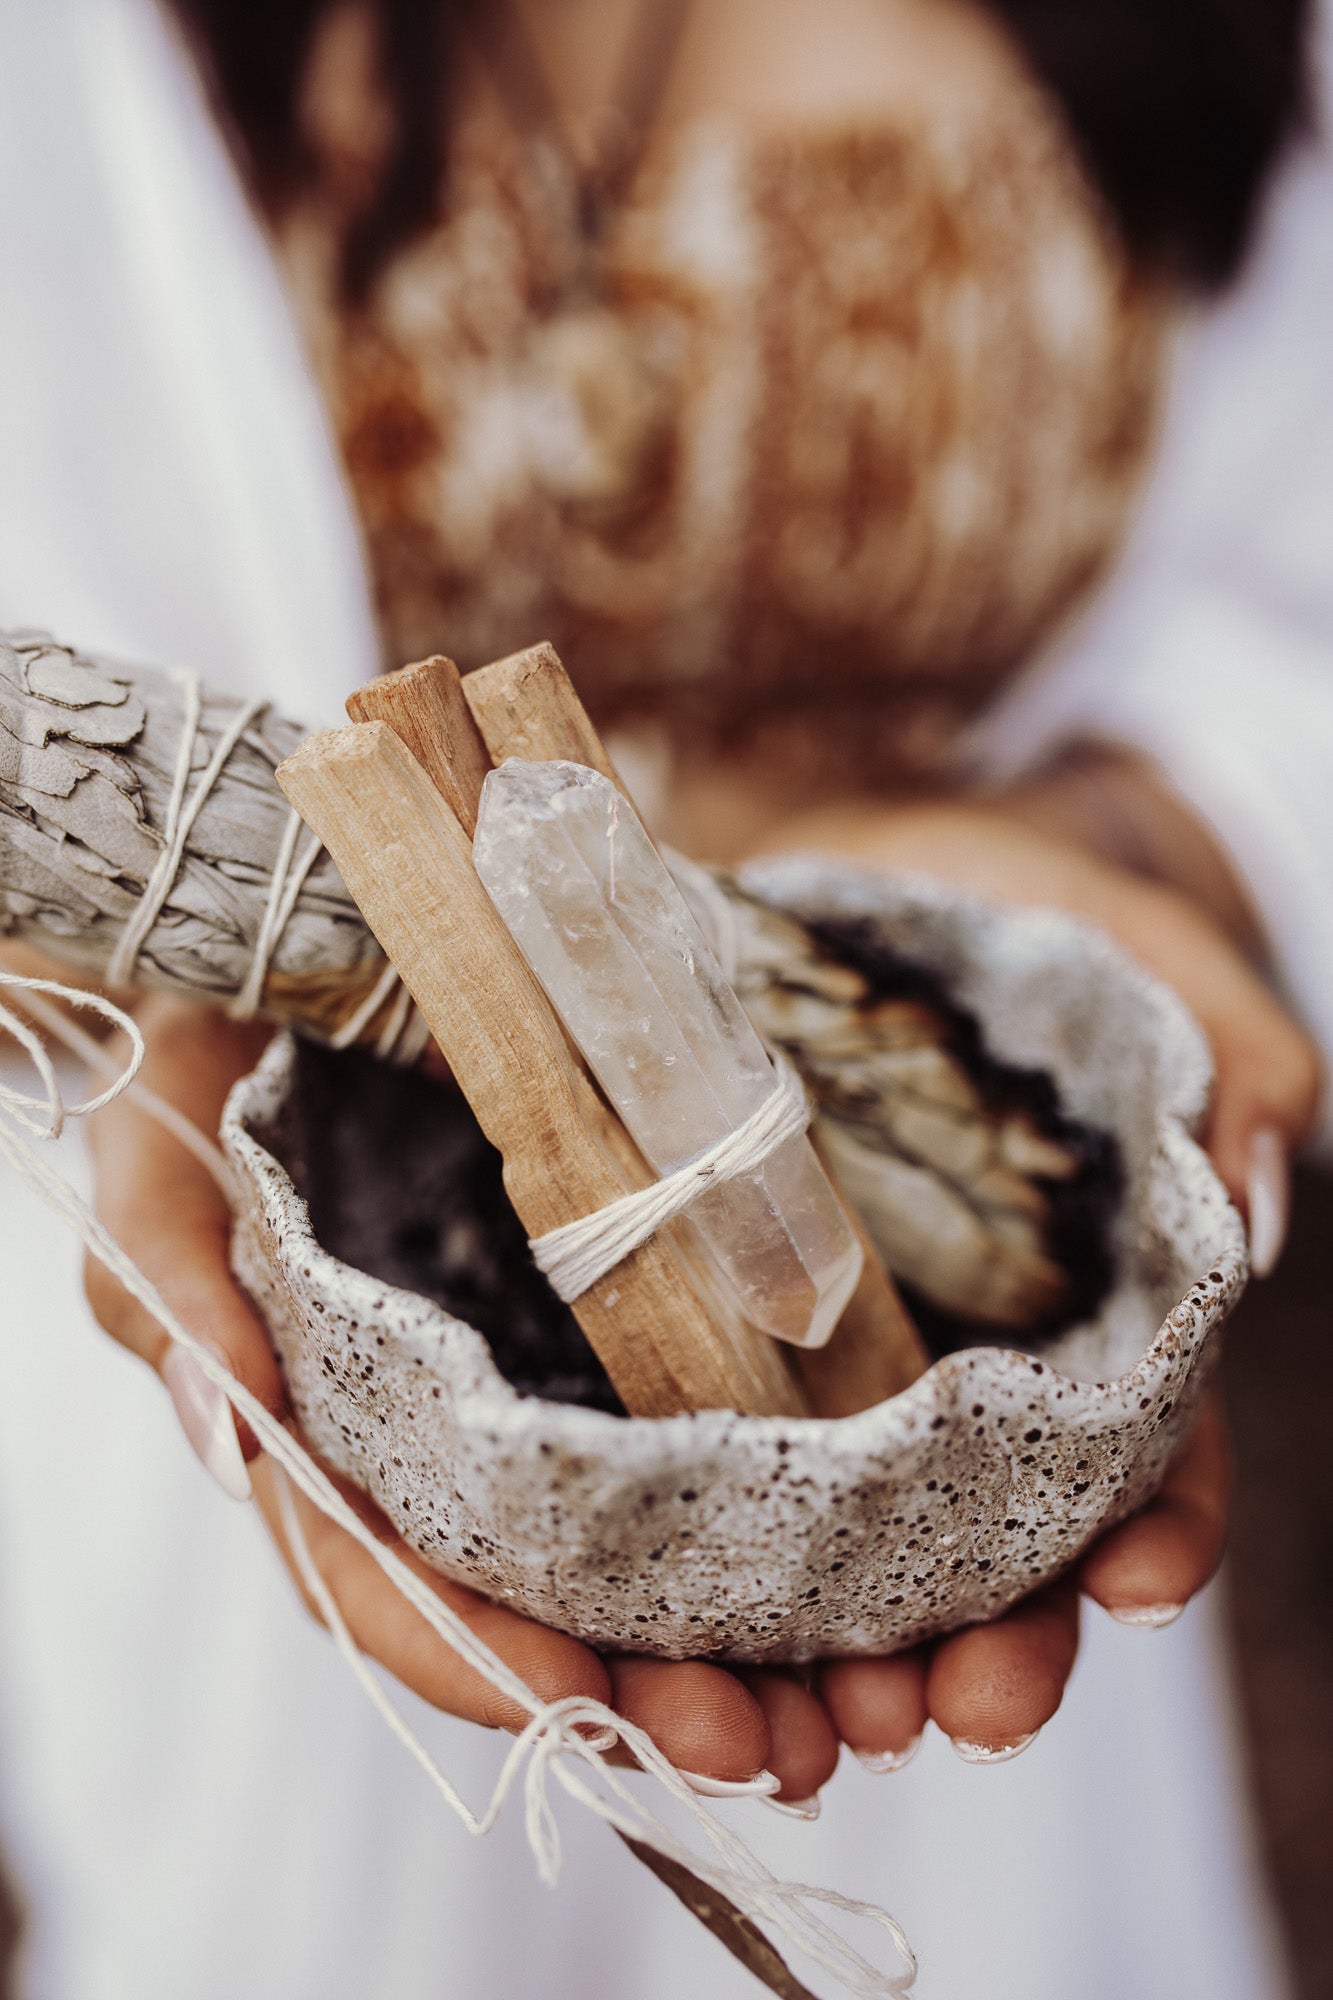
[
  {"xmin": 84, "ymin": 1003, "xmax": 286, "ymax": 1464},
  {"xmin": 1101, "ymin": 882, "xmax": 1322, "ymax": 1216},
  {"xmin": 736, "ymin": 1668, "xmax": 841, "ymax": 1805},
  {"xmin": 84, "ymin": 1130, "xmax": 285, "ymax": 1415},
  {"xmin": 83, "ymin": 1185, "xmax": 281, "ymax": 1400},
  {"xmin": 255, "ymin": 1460, "xmax": 613, "ymax": 1730},
  {"xmin": 1240, "ymin": 1125, "xmax": 1290, "ymax": 1280},
  {"xmin": 816, "ymin": 1653, "xmax": 929, "ymax": 1769},
  {"xmin": 926, "ymin": 1581, "xmax": 1079, "ymax": 1759},
  {"xmin": 1080, "ymin": 874, "xmax": 1319, "ymax": 1279},
  {"xmin": 1202, "ymin": 993, "xmax": 1320, "ymax": 1226},
  {"xmin": 83, "ymin": 1213, "xmax": 284, "ymax": 1505},
  {"xmin": 605, "ymin": 1656, "xmax": 772, "ymax": 1784},
  {"xmin": 1078, "ymin": 1395, "xmax": 1229, "ymax": 1619}
]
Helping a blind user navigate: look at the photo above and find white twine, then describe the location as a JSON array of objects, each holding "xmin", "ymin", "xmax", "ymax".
[
  {"xmin": 0, "ymin": 975, "xmax": 917, "ymax": 1998},
  {"xmin": 107, "ymin": 675, "xmax": 267, "ymax": 986},
  {"xmin": 10, "ymin": 984, "xmax": 234, "ymax": 1199},
  {"xmin": 388, "ymin": 997, "xmax": 435, "ymax": 1068},
  {"xmin": 328, "ymin": 958, "xmax": 402, "ymax": 1051},
  {"xmin": 0, "ymin": 977, "xmax": 147, "ymax": 1139},
  {"xmin": 229, "ymin": 805, "xmax": 324, "ymax": 1023},
  {"xmin": 98, "ymin": 668, "xmax": 423, "ymax": 1061},
  {"xmin": 529, "ymin": 1057, "xmax": 812, "ymax": 1304}
]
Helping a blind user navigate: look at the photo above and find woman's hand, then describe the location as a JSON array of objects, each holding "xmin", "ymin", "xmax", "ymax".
[
  {"xmin": 762, "ymin": 790, "xmax": 1323, "ymax": 1256},
  {"xmin": 747, "ymin": 779, "xmax": 1321, "ymax": 1777},
  {"xmin": 82, "ymin": 965, "xmax": 1253, "ymax": 1807}
]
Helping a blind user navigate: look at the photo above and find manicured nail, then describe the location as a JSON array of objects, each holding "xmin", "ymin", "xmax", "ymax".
[
  {"xmin": 951, "ymin": 1732, "xmax": 1036, "ymax": 1765},
  {"xmin": 162, "ymin": 1347, "xmax": 251, "ymax": 1501},
  {"xmin": 855, "ymin": 1734, "xmax": 923, "ymax": 1775},
  {"xmin": 1246, "ymin": 1126, "xmax": 1289, "ymax": 1279},
  {"xmin": 680, "ymin": 1767, "xmax": 781, "ymax": 1799},
  {"xmin": 1106, "ymin": 1602, "xmax": 1185, "ymax": 1630},
  {"xmin": 765, "ymin": 1793, "xmax": 822, "ymax": 1820}
]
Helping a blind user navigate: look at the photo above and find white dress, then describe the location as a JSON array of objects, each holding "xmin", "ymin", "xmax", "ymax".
[{"xmin": 1, "ymin": 2, "xmax": 1329, "ymax": 1994}]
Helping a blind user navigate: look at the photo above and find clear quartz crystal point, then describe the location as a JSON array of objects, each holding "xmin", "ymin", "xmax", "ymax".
[{"xmin": 472, "ymin": 759, "xmax": 863, "ymax": 1348}]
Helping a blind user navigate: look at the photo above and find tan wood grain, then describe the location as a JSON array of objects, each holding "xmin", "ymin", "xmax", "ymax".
[
  {"xmin": 346, "ymin": 655, "xmax": 682, "ymax": 1203},
  {"xmin": 346, "ymin": 654, "xmax": 732, "ymax": 1304},
  {"xmin": 463, "ymin": 643, "xmax": 625, "ymax": 786},
  {"xmin": 347, "ymin": 656, "xmax": 492, "ymax": 838},
  {"xmin": 277, "ymin": 722, "xmax": 808, "ymax": 1420},
  {"xmin": 463, "ymin": 644, "xmax": 929, "ymax": 1409},
  {"xmin": 794, "ymin": 1146, "xmax": 930, "ymax": 1413}
]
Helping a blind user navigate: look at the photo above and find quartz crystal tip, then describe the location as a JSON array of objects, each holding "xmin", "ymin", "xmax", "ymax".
[{"xmin": 473, "ymin": 759, "xmax": 863, "ymax": 1347}]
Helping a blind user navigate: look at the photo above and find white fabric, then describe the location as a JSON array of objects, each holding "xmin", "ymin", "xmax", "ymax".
[
  {"xmin": 0, "ymin": 0, "xmax": 1322, "ymax": 1992},
  {"xmin": 977, "ymin": 16, "xmax": 1333, "ymax": 1146},
  {"xmin": 0, "ymin": 0, "xmax": 378, "ymax": 715}
]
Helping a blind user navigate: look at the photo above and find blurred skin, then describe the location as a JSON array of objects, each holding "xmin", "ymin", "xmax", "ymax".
[{"xmin": 78, "ymin": 766, "xmax": 1321, "ymax": 1801}]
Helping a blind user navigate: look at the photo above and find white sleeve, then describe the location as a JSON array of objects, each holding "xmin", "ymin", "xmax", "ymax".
[{"xmin": 976, "ymin": 13, "xmax": 1333, "ymax": 1143}]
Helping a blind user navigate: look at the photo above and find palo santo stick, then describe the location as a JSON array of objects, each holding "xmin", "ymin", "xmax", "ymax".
[
  {"xmin": 463, "ymin": 643, "xmax": 930, "ymax": 1410},
  {"xmin": 347, "ymin": 656, "xmax": 491, "ymax": 839},
  {"xmin": 277, "ymin": 722, "xmax": 808, "ymax": 1420},
  {"xmin": 349, "ymin": 656, "xmax": 824, "ymax": 1405},
  {"xmin": 794, "ymin": 1149, "xmax": 928, "ymax": 1412},
  {"xmin": 463, "ymin": 643, "xmax": 623, "ymax": 786}
]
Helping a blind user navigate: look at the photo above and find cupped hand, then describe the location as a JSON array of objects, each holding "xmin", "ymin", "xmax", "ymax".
[
  {"xmin": 79, "ymin": 997, "xmax": 787, "ymax": 1788},
  {"xmin": 747, "ymin": 788, "xmax": 1320, "ymax": 1781}
]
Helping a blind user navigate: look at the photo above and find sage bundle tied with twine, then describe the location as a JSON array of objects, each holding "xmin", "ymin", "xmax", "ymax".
[{"xmin": 0, "ymin": 628, "xmax": 423, "ymax": 1060}]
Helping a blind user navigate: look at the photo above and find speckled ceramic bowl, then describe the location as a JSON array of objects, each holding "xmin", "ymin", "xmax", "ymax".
[{"xmin": 224, "ymin": 860, "xmax": 1246, "ymax": 1663}]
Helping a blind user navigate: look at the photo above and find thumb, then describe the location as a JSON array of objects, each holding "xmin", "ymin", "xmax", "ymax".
[
  {"xmin": 83, "ymin": 1193, "xmax": 286, "ymax": 1500},
  {"xmin": 1092, "ymin": 874, "xmax": 1323, "ymax": 1278},
  {"xmin": 1196, "ymin": 982, "xmax": 1322, "ymax": 1279}
]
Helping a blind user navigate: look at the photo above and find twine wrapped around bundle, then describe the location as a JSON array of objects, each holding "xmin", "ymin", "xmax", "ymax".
[{"xmin": 0, "ymin": 629, "xmax": 423, "ymax": 1057}]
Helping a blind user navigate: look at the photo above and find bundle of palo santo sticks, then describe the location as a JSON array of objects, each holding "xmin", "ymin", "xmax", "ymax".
[
  {"xmin": 281, "ymin": 646, "xmax": 925, "ymax": 1420},
  {"xmin": 0, "ymin": 629, "xmax": 1120, "ymax": 1419}
]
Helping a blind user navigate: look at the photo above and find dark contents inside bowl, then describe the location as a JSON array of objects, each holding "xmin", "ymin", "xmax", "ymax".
[
  {"xmin": 283, "ymin": 926, "xmax": 1122, "ymax": 1413},
  {"xmin": 289, "ymin": 1039, "xmax": 624, "ymax": 1413}
]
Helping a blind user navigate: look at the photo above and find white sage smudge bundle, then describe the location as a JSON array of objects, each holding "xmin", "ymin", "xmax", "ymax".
[{"xmin": 0, "ymin": 629, "xmax": 423, "ymax": 1058}]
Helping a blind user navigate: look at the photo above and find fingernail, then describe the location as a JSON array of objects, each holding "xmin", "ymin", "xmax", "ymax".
[
  {"xmin": 577, "ymin": 1725, "xmax": 620, "ymax": 1754},
  {"xmin": 765, "ymin": 1793, "xmax": 822, "ymax": 1820},
  {"xmin": 1106, "ymin": 1602, "xmax": 1185, "ymax": 1630},
  {"xmin": 162, "ymin": 1346, "xmax": 251, "ymax": 1501},
  {"xmin": 951, "ymin": 1732, "xmax": 1036, "ymax": 1765},
  {"xmin": 855, "ymin": 1734, "xmax": 923, "ymax": 1775},
  {"xmin": 680, "ymin": 1768, "xmax": 781, "ymax": 1799},
  {"xmin": 1246, "ymin": 1126, "xmax": 1289, "ymax": 1279}
]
